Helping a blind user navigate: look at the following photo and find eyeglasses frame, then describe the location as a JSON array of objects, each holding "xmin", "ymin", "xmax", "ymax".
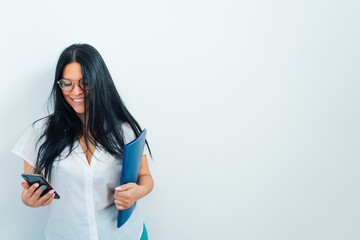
[{"xmin": 57, "ymin": 78, "xmax": 88, "ymax": 92}]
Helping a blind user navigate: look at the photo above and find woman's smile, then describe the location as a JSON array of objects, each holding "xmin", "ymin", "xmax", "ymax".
[{"xmin": 71, "ymin": 98, "xmax": 84, "ymax": 104}]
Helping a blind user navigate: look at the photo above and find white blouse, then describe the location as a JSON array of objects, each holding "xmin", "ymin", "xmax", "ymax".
[{"xmin": 11, "ymin": 118, "xmax": 149, "ymax": 240}]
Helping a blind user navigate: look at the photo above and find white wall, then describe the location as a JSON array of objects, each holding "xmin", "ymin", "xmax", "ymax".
[{"xmin": 1, "ymin": 0, "xmax": 359, "ymax": 239}]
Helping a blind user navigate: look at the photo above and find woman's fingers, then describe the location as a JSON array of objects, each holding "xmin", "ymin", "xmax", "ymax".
[
  {"xmin": 23, "ymin": 183, "xmax": 40, "ymax": 200},
  {"xmin": 21, "ymin": 183, "xmax": 56, "ymax": 208},
  {"xmin": 20, "ymin": 181, "xmax": 30, "ymax": 189},
  {"xmin": 114, "ymin": 184, "xmax": 147, "ymax": 210},
  {"xmin": 114, "ymin": 190, "xmax": 131, "ymax": 200},
  {"xmin": 42, "ymin": 194, "xmax": 55, "ymax": 206},
  {"xmin": 39, "ymin": 189, "xmax": 54, "ymax": 204},
  {"xmin": 114, "ymin": 199, "xmax": 130, "ymax": 210},
  {"xmin": 115, "ymin": 183, "xmax": 136, "ymax": 192},
  {"xmin": 28, "ymin": 185, "xmax": 47, "ymax": 206},
  {"xmin": 114, "ymin": 191, "xmax": 135, "ymax": 210},
  {"xmin": 115, "ymin": 197, "xmax": 130, "ymax": 206},
  {"xmin": 41, "ymin": 190, "xmax": 55, "ymax": 206},
  {"xmin": 31, "ymin": 185, "xmax": 47, "ymax": 200}
]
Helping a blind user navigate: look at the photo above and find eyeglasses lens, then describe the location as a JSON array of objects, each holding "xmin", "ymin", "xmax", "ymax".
[{"xmin": 59, "ymin": 80, "xmax": 71, "ymax": 91}]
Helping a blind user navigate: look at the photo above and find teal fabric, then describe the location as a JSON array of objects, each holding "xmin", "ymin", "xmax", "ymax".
[{"xmin": 140, "ymin": 223, "xmax": 148, "ymax": 240}]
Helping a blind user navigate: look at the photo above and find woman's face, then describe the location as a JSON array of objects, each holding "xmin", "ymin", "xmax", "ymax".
[{"xmin": 61, "ymin": 62, "xmax": 87, "ymax": 117}]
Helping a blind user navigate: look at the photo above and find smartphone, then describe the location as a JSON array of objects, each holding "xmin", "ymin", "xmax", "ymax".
[{"xmin": 21, "ymin": 173, "xmax": 60, "ymax": 199}]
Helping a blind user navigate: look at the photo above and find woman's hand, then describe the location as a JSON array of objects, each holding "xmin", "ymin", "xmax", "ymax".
[
  {"xmin": 21, "ymin": 182, "xmax": 55, "ymax": 208},
  {"xmin": 114, "ymin": 183, "xmax": 146, "ymax": 210}
]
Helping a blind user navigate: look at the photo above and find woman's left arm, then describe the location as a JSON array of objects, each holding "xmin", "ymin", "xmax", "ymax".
[
  {"xmin": 136, "ymin": 154, "xmax": 154, "ymax": 197},
  {"xmin": 114, "ymin": 155, "xmax": 154, "ymax": 210}
]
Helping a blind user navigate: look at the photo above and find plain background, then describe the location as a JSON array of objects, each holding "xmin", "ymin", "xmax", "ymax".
[{"xmin": 1, "ymin": 0, "xmax": 359, "ymax": 239}]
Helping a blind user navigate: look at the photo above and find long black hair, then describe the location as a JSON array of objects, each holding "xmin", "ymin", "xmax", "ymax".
[{"xmin": 33, "ymin": 43, "xmax": 151, "ymax": 181}]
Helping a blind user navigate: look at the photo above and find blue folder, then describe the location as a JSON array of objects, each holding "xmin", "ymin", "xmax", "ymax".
[{"xmin": 117, "ymin": 128, "xmax": 147, "ymax": 228}]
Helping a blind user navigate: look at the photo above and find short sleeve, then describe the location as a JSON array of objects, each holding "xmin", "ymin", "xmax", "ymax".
[
  {"xmin": 121, "ymin": 122, "xmax": 150, "ymax": 158},
  {"xmin": 11, "ymin": 119, "xmax": 46, "ymax": 168}
]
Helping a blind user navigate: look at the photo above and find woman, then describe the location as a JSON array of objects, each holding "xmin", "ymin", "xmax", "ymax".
[{"xmin": 11, "ymin": 43, "xmax": 153, "ymax": 240}]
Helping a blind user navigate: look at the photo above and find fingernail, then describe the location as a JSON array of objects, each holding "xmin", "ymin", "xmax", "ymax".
[
  {"xmin": 20, "ymin": 182, "xmax": 24, "ymax": 186},
  {"xmin": 115, "ymin": 186, "xmax": 122, "ymax": 191},
  {"xmin": 34, "ymin": 183, "xmax": 39, "ymax": 187},
  {"xmin": 52, "ymin": 193, "xmax": 55, "ymax": 198},
  {"xmin": 41, "ymin": 185, "xmax": 46, "ymax": 190},
  {"xmin": 49, "ymin": 190, "xmax": 55, "ymax": 194}
]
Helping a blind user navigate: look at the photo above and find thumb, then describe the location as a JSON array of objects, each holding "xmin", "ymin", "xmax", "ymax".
[
  {"xmin": 21, "ymin": 181, "xmax": 30, "ymax": 189},
  {"xmin": 115, "ymin": 183, "xmax": 133, "ymax": 192}
]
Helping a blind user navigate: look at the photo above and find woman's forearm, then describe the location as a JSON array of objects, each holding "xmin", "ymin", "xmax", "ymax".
[{"xmin": 137, "ymin": 174, "xmax": 154, "ymax": 199}]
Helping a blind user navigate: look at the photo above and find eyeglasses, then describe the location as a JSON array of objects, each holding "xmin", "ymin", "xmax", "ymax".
[{"xmin": 57, "ymin": 79, "xmax": 89, "ymax": 92}]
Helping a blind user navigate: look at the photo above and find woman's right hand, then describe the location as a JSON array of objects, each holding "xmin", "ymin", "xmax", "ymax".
[{"xmin": 21, "ymin": 182, "xmax": 55, "ymax": 208}]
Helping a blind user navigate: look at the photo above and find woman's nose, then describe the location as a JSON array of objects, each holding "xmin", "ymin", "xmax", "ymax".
[{"xmin": 72, "ymin": 82, "xmax": 83, "ymax": 94}]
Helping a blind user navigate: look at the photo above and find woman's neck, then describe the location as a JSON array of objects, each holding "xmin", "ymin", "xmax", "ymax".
[{"xmin": 76, "ymin": 113, "xmax": 88, "ymax": 126}]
